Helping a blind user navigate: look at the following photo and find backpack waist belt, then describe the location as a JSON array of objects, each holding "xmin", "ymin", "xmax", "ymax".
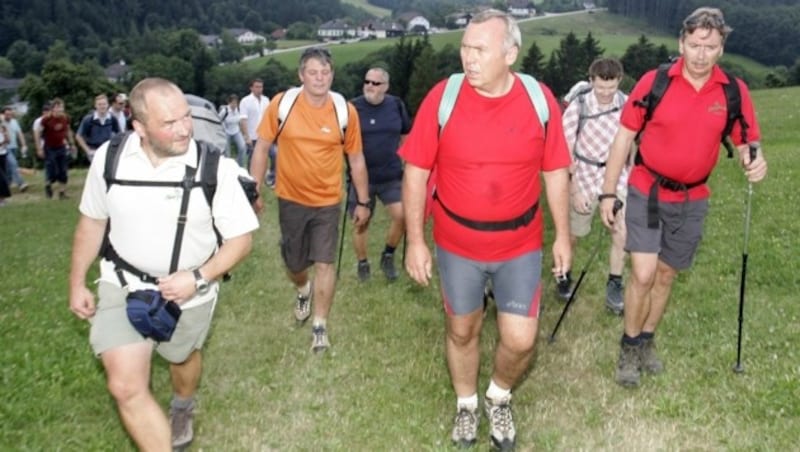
[
  {"xmin": 635, "ymin": 153, "xmax": 707, "ymax": 230},
  {"xmin": 103, "ymin": 244, "xmax": 160, "ymax": 286},
  {"xmin": 573, "ymin": 150, "xmax": 605, "ymax": 168},
  {"xmin": 433, "ymin": 192, "xmax": 539, "ymax": 232}
]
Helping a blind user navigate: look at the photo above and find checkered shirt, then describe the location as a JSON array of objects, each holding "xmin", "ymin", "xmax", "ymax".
[{"xmin": 562, "ymin": 90, "xmax": 630, "ymax": 199}]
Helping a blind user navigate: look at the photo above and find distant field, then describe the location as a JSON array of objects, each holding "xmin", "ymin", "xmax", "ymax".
[
  {"xmin": 246, "ymin": 11, "xmax": 770, "ymax": 80},
  {"xmin": 340, "ymin": 0, "xmax": 392, "ymax": 18}
]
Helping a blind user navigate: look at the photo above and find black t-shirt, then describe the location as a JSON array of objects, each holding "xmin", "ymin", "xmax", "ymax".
[{"xmin": 351, "ymin": 95, "xmax": 411, "ymax": 184}]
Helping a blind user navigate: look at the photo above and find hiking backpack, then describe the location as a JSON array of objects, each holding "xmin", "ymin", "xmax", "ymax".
[
  {"xmin": 425, "ymin": 72, "xmax": 551, "ymax": 226},
  {"xmin": 566, "ymin": 85, "xmax": 627, "ymax": 167},
  {"xmin": 634, "ymin": 61, "xmax": 748, "ymax": 158},
  {"xmin": 438, "ymin": 72, "xmax": 549, "ymax": 133},
  {"xmin": 276, "ymin": 87, "xmax": 349, "ymax": 142},
  {"xmin": 100, "ymin": 132, "xmax": 257, "ymax": 283}
]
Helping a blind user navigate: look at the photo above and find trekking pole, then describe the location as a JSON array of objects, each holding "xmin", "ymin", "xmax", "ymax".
[
  {"xmin": 733, "ymin": 144, "xmax": 758, "ymax": 374},
  {"xmin": 336, "ymin": 175, "xmax": 352, "ymax": 280},
  {"xmin": 549, "ymin": 199, "xmax": 623, "ymax": 343}
]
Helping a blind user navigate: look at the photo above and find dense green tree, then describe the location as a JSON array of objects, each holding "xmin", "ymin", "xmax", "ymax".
[
  {"xmin": 6, "ymin": 40, "xmax": 45, "ymax": 77},
  {"xmin": 580, "ymin": 32, "xmax": 605, "ymax": 72},
  {"xmin": 129, "ymin": 55, "xmax": 195, "ymax": 93},
  {"xmin": 521, "ymin": 42, "xmax": 545, "ymax": 77},
  {"xmin": 0, "ymin": 57, "xmax": 13, "ymax": 78},
  {"xmin": 218, "ymin": 31, "xmax": 245, "ymax": 63},
  {"xmin": 621, "ymin": 35, "xmax": 670, "ymax": 81},
  {"xmin": 407, "ymin": 43, "xmax": 438, "ymax": 115}
]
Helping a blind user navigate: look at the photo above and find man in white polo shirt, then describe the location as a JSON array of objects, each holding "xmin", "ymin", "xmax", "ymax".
[
  {"xmin": 68, "ymin": 77, "xmax": 259, "ymax": 451},
  {"xmin": 239, "ymin": 78, "xmax": 276, "ymax": 186}
]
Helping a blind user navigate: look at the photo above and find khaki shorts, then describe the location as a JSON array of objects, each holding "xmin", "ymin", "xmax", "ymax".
[
  {"xmin": 89, "ymin": 282, "xmax": 216, "ymax": 363},
  {"xmin": 570, "ymin": 186, "xmax": 628, "ymax": 238}
]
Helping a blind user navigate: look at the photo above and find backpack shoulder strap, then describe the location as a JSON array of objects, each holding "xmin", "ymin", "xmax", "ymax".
[
  {"xmin": 329, "ymin": 90, "xmax": 349, "ymax": 142},
  {"xmin": 276, "ymin": 87, "xmax": 302, "ymax": 140},
  {"xmin": 720, "ymin": 69, "xmax": 746, "ymax": 157},
  {"xmin": 515, "ymin": 72, "xmax": 549, "ymax": 129},
  {"xmin": 104, "ymin": 131, "xmax": 133, "ymax": 191},
  {"xmin": 197, "ymin": 140, "xmax": 221, "ymax": 207},
  {"xmin": 633, "ymin": 62, "xmax": 673, "ymax": 142},
  {"xmin": 438, "ymin": 73, "xmax": 465, "ymax": 134}
]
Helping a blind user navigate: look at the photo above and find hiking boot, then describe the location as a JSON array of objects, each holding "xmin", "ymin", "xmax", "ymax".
[
  {"xmin": 311, "ymin": 325, "xmax": 330, "ymax": 353},
  {"xmin": 294, "ymin": 289, "xmax": 312, "ymax": 324},
  {"xmin": 170, "ymin": 400, "xmax": 194, "ymax": 450},
  {"xmin": 640, "ymin": 336, "xmax": 664, "ymax": 374},
  {"xmin": 451, "ymin": 407, "xmax": 479, "ymax": 448},
  {"xmin": 485, "ymin": 395, "xmax": 516, "ymax": 451},
  {"xmin": 19, "ymin": 183, "xmax": 29, "ymax": 193},
  {"xmin": 556, "ymin": 271, "xmax": 572, "ymax": 301},
  {"xmin": 45, "ymin": 184, "xmax": 53, "ymax": 199},
  {"xmin": 615, "ymin": 342, "xmax": 642, "ymax": 388},
  {"xmin": 380, "ymin": 252, "xmax": 398, "ymax": 281},
  {"xmin": 605, "ymin": 278, "xmax": 624, "ymax": 315},
  {"xmin": 357, "ymin": 260, "xmax": 370, "ymax": 282}
]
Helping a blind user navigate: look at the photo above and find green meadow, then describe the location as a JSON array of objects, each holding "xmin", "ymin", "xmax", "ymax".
[{"xmin": 0, "ymin": 81, "xmax": 797, "ymax": 450}]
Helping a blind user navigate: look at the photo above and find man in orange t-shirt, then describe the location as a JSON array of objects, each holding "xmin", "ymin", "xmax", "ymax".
[{"xmin": 250, "ymin": 47, "xmax": 369, "ymax": 354}]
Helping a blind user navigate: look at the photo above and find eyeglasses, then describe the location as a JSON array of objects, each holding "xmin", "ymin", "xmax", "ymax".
[{"xmin": 364, "ymin": 80, "xmax": 385, "ymax": 86}]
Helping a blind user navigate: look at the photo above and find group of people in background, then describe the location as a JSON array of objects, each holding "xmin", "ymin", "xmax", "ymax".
[{"xmin": 60, "ymin": 5, "xmax": 768, "ymax": 451}]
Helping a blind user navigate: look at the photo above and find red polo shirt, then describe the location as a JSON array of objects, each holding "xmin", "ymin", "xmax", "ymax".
[{"xmin": 622, "ymin": 58, "xmax": 760, "ymax": 202}]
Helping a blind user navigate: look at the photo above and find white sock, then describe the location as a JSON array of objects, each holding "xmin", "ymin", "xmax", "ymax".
[
  {"xmin": 456, "ymin": 394, "xmax": 478, "ymax": 411},
  {"xmin": 297, "ymin": 281, "xmax": 311, "ymax": 296},
  {"xmin": 486, "ymin": 379, "xmax": 511, "ymax": 401},
  {"xmin": 313, "ymin": 317, "xmax": 326, "ymax": 328}
]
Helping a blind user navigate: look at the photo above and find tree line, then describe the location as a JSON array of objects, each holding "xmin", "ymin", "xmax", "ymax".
[{"xmin": 607, "ymin": 0, "xmax": 800, "ymax": 68}]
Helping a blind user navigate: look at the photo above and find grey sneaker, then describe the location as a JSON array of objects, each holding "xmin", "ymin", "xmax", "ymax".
[
  {"xmin": 605, "ymin": 278, "xmax": 624, "ymax": 315},
  {"xmin": 170, "ymin": 400, "xmax": 194, "ymax": 450},
  {"xmin": 380, "ymin": 252, "xmax": 398, "ymax": 281},
  {"xmin": 616, "ymin": 342, "xmax": 642, "ymax": 388},
  {"xmin": 556, "ymin": 271, "xmax": 572, "ymax": 301},
  {"xmin": 294, "ymin": 288, "xmax": 312, "ymax": 324},
  {"xmin": 311, "ymin": 325, "xmax": 330, "ymax": 353},
  {"xmin": 451, "ymin": 407, "xmax": 479, "ymax": 448},
  {"xmin": 485, "ymin": 395, "xmax": 515, "ymax": 451},
  {"xmin": 357, "ymin": 261, "xmax": 370, "ymax": 282},
  {"xmin": 640, "ymin": 336, "xmax": 664, "ymax": 374}
]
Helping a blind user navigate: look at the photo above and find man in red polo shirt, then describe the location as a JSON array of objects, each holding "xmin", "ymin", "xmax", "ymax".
[
  {"xmin": 599, "ymin": 7, "xmax": 768, "ymax": 388},
  {"xmin": 401, "ymin": 9, "xmax": 571, "ymax": 449}
]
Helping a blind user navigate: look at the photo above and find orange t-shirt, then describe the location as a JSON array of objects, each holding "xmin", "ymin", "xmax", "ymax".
[{"xmin": 258, "ymin": 90, "xmax": 362, "ymax": 207}]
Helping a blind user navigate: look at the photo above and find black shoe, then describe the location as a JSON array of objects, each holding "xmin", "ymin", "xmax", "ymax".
[
  {"xmin": 45, "ymin": 184, "xmax": 53, "ymax": 199},
  {"xmin": 357, "ymin": 261, "xmax": 370, "ymax": 282},
  {"xmin": 556, "ymin": 271, "xmax": 572, "ymax": 301},
  {"xmin": 380, "ymin": 253, "xmax": 398, "ymax": 281}
]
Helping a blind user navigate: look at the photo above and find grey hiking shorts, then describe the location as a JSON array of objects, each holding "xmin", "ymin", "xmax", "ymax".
[{"xmin": 625, "ymin": 186, "xmax": 709, "ymax": 270}]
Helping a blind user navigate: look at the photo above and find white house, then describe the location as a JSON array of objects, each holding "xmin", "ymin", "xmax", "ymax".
[
  {"xmin": 508, "ymin": 0, "xmax": 536, "ymax": 18},
  {"xmin": 318, "ymin": 20, "xmax": 357, "ymax": 40},
  {"xmin": 227, "ymin": 28, "xmax": 267, "ymax": 45},
  {"xmin": 398, "ymin": 12, "xmax": 430, "ymax": 33}
]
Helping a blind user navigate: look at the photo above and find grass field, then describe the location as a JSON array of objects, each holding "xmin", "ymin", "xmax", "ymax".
[
  {"xmin": 246, "ymin": 11, "xmax": 771, "ymax": 82},
  {"xmin": 1, "ymin": 86, "xmax": 797, "ymax": 450},
  {"xmin": 341, "ymin": 0, "xmax": 392, "ymax": 18}
]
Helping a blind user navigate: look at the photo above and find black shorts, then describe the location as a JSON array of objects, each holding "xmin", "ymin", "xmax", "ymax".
[
  {"xmin": 278, "ymin": 198, "xmax": 341, "ymax": 273},
  {"xmin": 346, "ymin": 179, "xmax": 402, "ymax": 217}
]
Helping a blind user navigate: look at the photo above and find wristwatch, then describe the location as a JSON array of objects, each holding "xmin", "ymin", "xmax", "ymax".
[
  {"xmin": 193, "ymin": 269, "xmax": 210, "ymax": 295},
  {"xmin": 356, "ymin": 199, "xmax": 370, "ymax": 208}
]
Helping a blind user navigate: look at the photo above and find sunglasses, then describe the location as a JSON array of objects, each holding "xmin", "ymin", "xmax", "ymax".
[{"xmin": 364, "ymin": 80, "xmax": 385, "ymax": 86}]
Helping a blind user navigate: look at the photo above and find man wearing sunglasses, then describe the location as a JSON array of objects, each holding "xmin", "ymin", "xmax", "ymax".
[{"xmin": 348, "ymin": 68, "xmax": 411, "ymax": 282}]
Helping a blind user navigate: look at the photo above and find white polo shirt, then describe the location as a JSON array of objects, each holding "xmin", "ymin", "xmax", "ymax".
[{"xmin": 79, "ymin": 133, "xmax": 259, "ymax": 309}]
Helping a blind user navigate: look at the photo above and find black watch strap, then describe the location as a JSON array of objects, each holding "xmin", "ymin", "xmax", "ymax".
[
  {"xmin": 598, "ymin": 193, "xmax": 618, "ymax": 202},
  {"xmin": 356, "ymin": 200, "xmax": 370, "ymax": 208}
]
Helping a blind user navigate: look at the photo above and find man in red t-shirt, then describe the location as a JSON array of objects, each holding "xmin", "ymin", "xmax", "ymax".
[
  {"xmin": 599, "ymin": 7, "xmax": 768, "ymax": 388},
  {"xmin": 400, "ymin": 9, "xmax": 571, "ymax": 449},
  {"xmin": 37, "ymin": 98, "xmax": 76, "ymax": 199}
]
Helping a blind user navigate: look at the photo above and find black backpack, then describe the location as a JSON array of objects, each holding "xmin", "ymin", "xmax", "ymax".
[
  {"xmin": 633, "ymin": 61, "xmax": 749, "ymax": 158},
  {"xmin": 99, "ymin": 131, "xmax": 257, "ymax": 284}
]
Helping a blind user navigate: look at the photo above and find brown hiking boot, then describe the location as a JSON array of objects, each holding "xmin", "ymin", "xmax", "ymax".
[
  {"xmin": 640, "ymin": 336, "xmax": 664, "ymax": 374},
  {"xmin": 615, "ymin": 342, "xmax": 642, "ymax": 388}
]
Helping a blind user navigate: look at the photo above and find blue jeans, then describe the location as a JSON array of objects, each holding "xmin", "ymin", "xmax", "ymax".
[
  {"xmin": 228, "ymin": 132, "xmax": 248, "ymax": 168},
  {"xmin": 44, "ymin": 146, "xmax": 69, "ymax": 184},
  {"xmin": 5, "ymin": 147, "xmax": 25, "ymax": 187}
]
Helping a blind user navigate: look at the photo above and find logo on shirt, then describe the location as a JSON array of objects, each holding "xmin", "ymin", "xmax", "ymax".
[
  {"xmin": 321, "ymin": 126, "xmax": 331, "ymax": 134},
  {"xmin": 369, "ymin": 118, "xmax": 376, "ymax": 125},
  {"xmin": 708, "ymin": 101, "xmax": 726, "ymax": 115}
]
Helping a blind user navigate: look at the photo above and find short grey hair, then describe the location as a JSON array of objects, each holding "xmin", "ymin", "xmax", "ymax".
[
  {"xmin": 681, "ymin": 7, "xmax": 733, "ymax": 42},
  {"xmin": 299, "ymin": 47, "xmax": 334, "ymax": 72},
  {"xmin": 469, "ymin": 9, "xmax": 522, "ymax": 52},
  {"xmin": 366, "ymin": 67, "xmax": 390, "ymax": 83}
]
